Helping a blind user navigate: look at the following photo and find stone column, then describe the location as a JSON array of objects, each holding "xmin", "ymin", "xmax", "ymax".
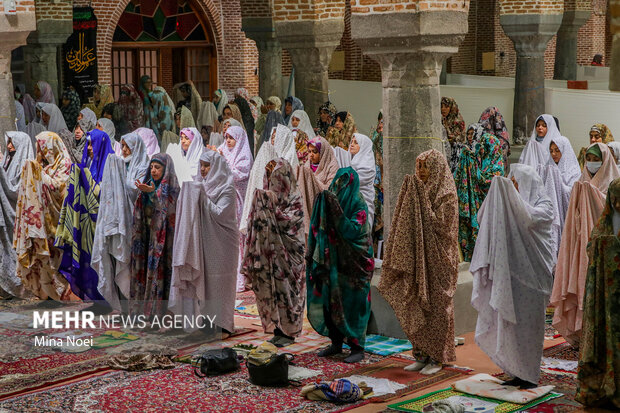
[
  {"xmin": 23, "ymin": 19, "xmax": 73, "ymax": 101},
  {"xmin": 610, "ymin": 0, "xmax": 620, "ymax": 91},
  {"xmin": 0, "ymin": 12, "xmax": 36, "ymax": 147},
  {"xmin": 351, "ymin": 11, "xmax": 468, "ymax": 234},
  {"xmin": 501, "ymin": 14, "xmax": 562, "ymax": 144},
  {"xmin": 242, "ymin": 18, "xmax": 283, "ymax": 99},
  {"xmin": 554, "ymin": 10, "xmax": 592, "ymax": 80},
  {"xmin": 275, "ymin": 19, "xmax": 344, "ymax": 125}
]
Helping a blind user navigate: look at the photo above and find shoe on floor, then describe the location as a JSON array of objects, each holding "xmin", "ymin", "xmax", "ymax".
[
  {"xmin": 344, "ymin": 351, "xmax": 364, "ymax": 363},
  {"xmin": 420, "ymin": 362, "xmax": 443, "ymax": 375},
  {"xmin": 404, "ymin": 359, "xmax": 428, "ymax": 372},
  {"xmin": 272, "ymin": 335, "xmax": 295, "ymax": 348},
  {"xmin": 317, "ymin": 344, "xmax": 342, "ymax": 357}
]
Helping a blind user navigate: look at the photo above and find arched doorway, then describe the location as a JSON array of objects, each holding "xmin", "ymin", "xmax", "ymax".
[{"xmin": 111, "ymin": 0, "xmax": 217, "ymax": 100}]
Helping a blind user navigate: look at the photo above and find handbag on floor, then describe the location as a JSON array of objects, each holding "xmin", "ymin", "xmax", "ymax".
[
  {"xmin": 193, "ymin": 348, "xmax": 240, "ymax": 378},
  {"xmin": 246, "ymin": 342, "xmax": 295, "ymax": 386}
]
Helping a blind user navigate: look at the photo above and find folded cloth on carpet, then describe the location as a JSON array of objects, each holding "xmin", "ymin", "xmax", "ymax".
[
  {"xmin": 343, "ymin": 334, "xmax": 412, "ymax": 356},
  {"xmin": 340, "ymin": 375, "xmax": 407, "ymax": 397},
  {"xmin": 388, "ymin": 388, "xmax": 562, "ymax": 413},
  {"xmin": 109, "ymin": 344, "xmax": 177, "ymax": 371},
  {"xmin": 452, "ymin": 373, "xmax": 554, "ymax": 404},
  {"xmin": 301, "ymin": 379, "xmax": 367, "ymax": 403},
  {"xmin": 288, "ymin": 366, "xmax": 321, "ymax": 381},
  {"xmin": 91, "ymin": 331, "xmax": 140, "ymax": 349},
  {"xmin": 541, "ymin": 357, "xmax": 578, "ymax": 373}
]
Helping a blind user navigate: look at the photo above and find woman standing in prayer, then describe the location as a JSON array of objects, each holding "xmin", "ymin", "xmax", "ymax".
[
  {"xmin": 93, "ymin": 132, "xmax": 150, "ymax": 311},
  {"xmin": 471, "ymin": 164, "xmax": 555, "ymax": 389},
  {"xmin": 370, "ymin": 113, "xmax": 384, "ymax": 251},
  {"xmin": 169, "ymin": 151, "xmax": 239, "ymax": 334},
  {"xmin": 166, "ymin": 127, "xmax": 204, "ymax": 183},
  {"xmin": 316, "ymin": 101, "xmax": 337, "ymax": 137},
  {"xmin": 60, "ymin": 88, "xmax": 82, "ymax": 132},
  {"xmin": 258, "ymin": 110, "xmax": 286, "ymax": 154},
  {"xmin": 240, "ymin": 124, "xmax": 299, "ymax": 234},
  {"xmin": 213, "ymin": 89, "xmax": 228, "ymax": 117},
  {"xmin": 296, "ymin": 137, "xmax": 340, "ymax": 235},
  {"xmin": 14, "ymin": 132, "xmax": 73, "ymax": 300},
  {"xmin": 117, "ymin": 84, "xmax": 145, "ymax": 135},
  {"xmin": 55, "ymin": 129, "xmax": 114, "ymax": 301},
  {"xmin": 552, "ymin": 143, "xmax": 620, "ymax": 346},
  {"xmin": 519, "ymin": 114, "xmax": 562, "ymax": 168},
  {"xmin": 0, "ymin": 132, "xmax": 34, "ymax": 298},
  {"xmin": 197, "ymin": 100, "xmax": 219, "ymax": 138},
  {"xmin": 173, "ymin": 81, "xmax": 203, "ymax": 123},
  {"xmin": 349, "ymin": 133, "xmax": 377, "ymax": 227},
  {"xmin": 222, "ymin": 104, "xmax": 246, "ymax": 133},
  {"xmin": 242, "ymin": 158, "xmax": 305, "ymax": 346},
  {"xmin": 326, "ymin": 112, "xmax": 357, "ymax": 150},
  {"xmin": 454, "ymin": 124, "xmax": 505, "ymax": 261},
  {"xmin": 441, "ymin": 97, "xmax": 466, "ymax": 145},
  {"xmin": 146, "ymin": 86, "xmax": 175, "ymax": 142},
  {"xmin": 80, "ymin": 107, "xmax": 98, "ymax": 128},
  {"xmin": 478, "ymin": 106, "xmax": 511, "ymax": 170},
  {"xmin": 130, "ymin": 153, "xmax": 180, "ymax": 318},
  {"xmin": 282, "ymin": 96, "xmax": 304, "ymax": 125},
  {"xmin": 308, "ymin": 168, "xmax": 374, "ymax": 363},
  {"xmin": 380, "ymin": 149, "xmax": 458, "ymax": 374},
  {"xmin": 576, "ymin": 178, "xmax": 620, "ymax": 408},
  {"xmin": 577, "ymin": 124, "xmax": 614, "ymax": 168},
  {"xmin": 84, "ymin": 84, "xmax": 114, "ymax": 119},
  {"xmin": 216, "ymin": 125, "xmax": 253, "ymax": 291},
  {"xmin": 61, "ymin": 118, "xmax": 91, "ymax": 164},
  {"xmin": 288, "ymin": 109, "xmax": 316, "ymax": 164},
  {"xmin": 256, "ymin": 96, "xmax": 282, "ymax": 138},
  {"xmin": 161, "ymin": 106, "xmax": 195, "ymax": 152},
  {"xmin": 135, "ymin": 127, "xmax": 161, "ymax": 158},
  {"xmin": 40, "ymin": 103, "xmax": 69, "ymax": 135},
  {"xmin": 22, "ymin": 81, "xmax": 56, "ymax": 123},
  {"xmin": 250, "ymin": 96, "xmax": 263, "ymax": 120},
  {"xmin": 137, "ymin": 75, "xmax": 153, "ymax": 111}
]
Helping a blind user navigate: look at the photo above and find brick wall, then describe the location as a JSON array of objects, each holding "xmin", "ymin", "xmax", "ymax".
[
  {"xmin": 239, "ymin": 0, "xmax": 272, "ymax": 18},
  {"xmin": 500, "ymin": 0, "xmax": 564, "ymax": 14},
  {"xmin": 273, "ymin": 0, "xmax": 345, "ymax": 22},
  {"xmin": 2, "ymin": 0, "xmax": 36, "ymax": 13},
  {"xmin": 35, "ymin": 0, "xmax": 72, "ymax": 20},
  {"xmin": 577, "ymin": 0, "xmax": 608, "ymax": 65}
]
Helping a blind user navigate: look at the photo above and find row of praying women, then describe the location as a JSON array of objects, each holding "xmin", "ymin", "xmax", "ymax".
[{"xmin": 428, "ymin": 99, "xmax": 618, "ymax": 404}]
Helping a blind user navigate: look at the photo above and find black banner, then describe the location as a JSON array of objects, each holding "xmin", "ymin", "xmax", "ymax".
[{"xmin": 63, "ymin": 7, "xmax": 98, "ymax": 98}]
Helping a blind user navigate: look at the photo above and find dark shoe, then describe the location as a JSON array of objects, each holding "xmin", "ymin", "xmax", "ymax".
[
  {"xmin": 344, "ymin": 350, "xmax": 364, "ymax": 363},
  {"xmin": 318, "ymin": 343, "xmax": 342, "ymax": 357}
]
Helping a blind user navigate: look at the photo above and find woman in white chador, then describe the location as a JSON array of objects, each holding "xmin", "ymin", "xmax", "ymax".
[
  {"xmin": 166, "ymin": 127, "xmax": 204, "ymax": 183},
  {"xmin": 519, "ymin": 114, "xmax": 561, "ymax": 169},
  {"xmin": 471, "ymin": 164, "xmax": 555, "ymax": 389}
]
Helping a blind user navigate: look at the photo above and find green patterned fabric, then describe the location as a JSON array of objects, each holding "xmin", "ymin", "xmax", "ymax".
[
  {"xmin": 577, "ymin": 178, "xmax": 620, "ymax": 408},
  {"xmin": 306, "ymin": 167, "xmax": 374, "ymax": 347}
]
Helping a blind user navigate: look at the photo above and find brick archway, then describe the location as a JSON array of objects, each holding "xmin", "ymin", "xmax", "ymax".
[{"xmin": 94, "ymin": 0, "xmax": 223, "ymax": 87}]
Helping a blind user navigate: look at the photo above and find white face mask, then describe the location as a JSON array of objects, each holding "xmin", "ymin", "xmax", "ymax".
[{"xmin": 586, "ymin": 161, "xmax": 602, "ymax": 175}]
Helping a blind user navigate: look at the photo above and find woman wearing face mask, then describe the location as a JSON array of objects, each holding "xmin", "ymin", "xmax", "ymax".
[
  {"xmin": 165, "ymin": 127, "xmax": 204, "ymax": 183},
  {"xmin": 519, "ymin": 114, "xmax": 562, "ymax": 169},
  {"xmin": 93, "ymin": 132, "xmax": 150, "ymax": 311},
  {"xmin": 552, "ymin": 143, "xmax": 620, "ymax": 347},
  {"xmin": 215, "ymin": 125, "xmax": 253, "ymax": 291},
  {"xmin": 130, "ymin": 154, "xmax": 180, "ymax": 319},
  {"xmin": 576, "ymin": 177, "xmax": 620, "ymax": 408},
  {"xmin": 14, "ymin": 132, "xmax": 73, "ymax": 300},
  {"xmin": 326, "ymin": 111, "xmax": 357, "ymax": 150},
  {"xmin": 242, "ymin": 158, "xmax": 305, "ymax": 347},
  {"xmin": 169, "ymin": 150, "xmax": 239, "ymax": 335},
  {"xmin": 0, "ymin": 132, "xmax": 34, "ymax": 298},
  {"xmin": 296, "ymin": 137, "xmax": 340, "ymax": 235},
  {"xmin": 55, "ymin": 129, "xmax": 114, "ymax": 301},
  {"xmin": 349, "ymin": 133, "xmax": 376, "ymax": 228},
  {"xmin": 381, "ymin": 149, "xmax": 458, "ymax": 375},
  {"xmin": 577, "ymin": 124, "xmax": 614, "ymax": 168},
  {"xmin": 472, "ymin": 164, "xmax": 555, "ymax": 390},
  {"xmin": 288, "ymin": 109, "xmax": 316, "ymax": 164}
]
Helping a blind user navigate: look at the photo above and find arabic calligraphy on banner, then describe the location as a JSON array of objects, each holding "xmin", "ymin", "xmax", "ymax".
[{"xmin": 63, "ymin": 7, "xmax": 98, "ymax": 97}]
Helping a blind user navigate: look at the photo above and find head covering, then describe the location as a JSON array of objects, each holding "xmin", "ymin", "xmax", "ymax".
[
  {"xmin": 197, "ymin": 100, "xmax": 219, "ymax": 130},
  {"xmin": 86, "ymin": 84, "xmax": 114, "ymax": 118},
  {"xmin": 147, "ymin": 86, "xmax": 174, "ymax": 140},
  {"xmin": 326, "ymin": 111, "xmax": 356, "ymax": 149},
  {"xmin": 586, "ymin": 144, "xmax": 602, "ymax": 160},
  {"xmin": 14, "ymin": 100, "xmax": 26, "ymax": 132},
  {"xmin": 580, "ymin": 142, "xmax": 620, "ymax": 192},
  {"xmin": 173, "ymin": 82, "xmax": 202, "ymax": 123},
  {"xmin": 82, "ymin": 129, "xmax": 114, "ymax": 183},
  {"xmin": 58, "ymin": 121, "xmax": 86, "ymax": 164},
  {"xmin": 251, "ymin": 96, "xmax": 264, "ymax": 111},
  {"xmin": 478, "ymin": 106, "xmax": 511, "ymax": 161},
  {"xmin": 379, "ymin": 149, "xmax": 458, "ymax": 363},
  {"xmin": 441, "ymin": 97, "xmax": 466, "ymax": 143},
  {"xmin": 40, "ymin": 103, "xmax": 68, "ymax": 134},
  {"xmin": 218, "ymin": 126, "xmax": 253, "ymax": 170},
  {"xmin": 273, "ymin": 125, "xmax": 299, "ymax": 168},
  {"xmin": 590, "ymin": 124, "xmax": 614, "ymax": 144},
  {"xmin": 167, "ymin": 126, "xmax": 204, "ymax": 183},
  {"xmin": 80, "ymin": 108, "xmax": 97, "ymax": 129},
  {"xmin": 607, "ymin": 141, "xmax": 620, "ymax": 166},
  {"xmin": 97, "ymin": 118, "xmax": 116, "ymax": 142},
  {"xmin": 214, "ymin": 89, "xmax": 228, "ymax": 116},
  {"xmin": 547, "ymin": 135, "xmax": 580, "ymax": 187},
  {"xmin": 3, "ymin": 131, "xmax": 35, "ymax": 192},
  {"xmin": 259, "ymin": 110, "xmax": 286, "ymax": 152},
  {"xmin": 236, "ymin": 88, "xmax": 258, "ymax": 119},
  {"xmin": 282, "ymin": 96, "xmax": 304, "ymax": 124},
  {"xmin": 350, "ymin": 133, "xmax": 377, "ymax": 226},
  {"xmin": 519, "ymin": 114, "xmax": 563, "ymax": 168},
  {"xmin": 266, "ymin": 96, "xmax": 282, "ymax": 112},
  {"xmin": 60, "ymin": 88, "xmax": 81, "ymax": 131},
  {"xmin": 288, "ymin": 109, "xmax": 316, "ymax": 140},
  {"xmin": 121, "ymin": 132, "xmax": 151, "ymax": 189},
  {"xmin": 36, "ymin": 81, "xmax": 56, "ymax": 104},
  {"xmin": 316, "ymin": 101, "xmax": 337, "ymax": 137},
  {"xmin": 138, "ymin": 75, "xmax": 152, "ymax": 107},
  {"xmin": 118, "ymin": 84, "xmax": 145, "ymax": 134},
  {"xmin": 224, "ymin": 103, "xmax": 246, "ymax": 131},
  {"xmin": 509, "ymin": 164, "xmax": 548, "ymax": 206},
  {"xmin": 199, "ymin": 150, "xmax": 234, "ymax": 200},
  {"xmin": 134, "ymin": 127, "xmax": 161, "ymax": 158}
]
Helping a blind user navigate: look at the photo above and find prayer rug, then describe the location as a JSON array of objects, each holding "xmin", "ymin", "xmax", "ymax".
[
  {"xmin": 0, "ymin": 353, "xmax": 383, "ymax": 412},
  {"xmin": 387, "ymin": 388, "xmax": 562, "ymax": 413},
  {"xmin": 542, "ymin": 341, "xmax": 579, "ymax": 361},
  {"xmin": 333, "ymin": 356, "xmax": 470, "ymax": 403},
  {"xmin": 344, "ymin": 334, "xmax": 412, "ymax": 356}
]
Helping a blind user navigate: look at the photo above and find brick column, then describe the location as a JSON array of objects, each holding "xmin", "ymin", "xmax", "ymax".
[
  {"xmin": 242, "ymin": 18, "xmax": 283, "ymax": 99},
  {"xmin": 610, "ymin": 0, "xmax": 620, "ymax": 90},
  {"xmin": 554, "ymin": 1, "xmax": 591, "ymax": 80},
  {"xmin": 0, "ymin": 6, "xmax": 36, "ymax": 147},
  {"xmin": 500, "ymin": 1, "xmax": 563, "ymax": 143},
  {"xmin": 351, "ymin": 6, "xmax": 468, "ymax": 235}
]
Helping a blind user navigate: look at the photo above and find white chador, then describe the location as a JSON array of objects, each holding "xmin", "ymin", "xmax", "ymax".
[
  {"xmin": 519, "ymin": 114, "xmax": 561, "ymax": 169},
  {"xmin": 470, "ymin": 164, "xmax": 555, "ymax": 384}
]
